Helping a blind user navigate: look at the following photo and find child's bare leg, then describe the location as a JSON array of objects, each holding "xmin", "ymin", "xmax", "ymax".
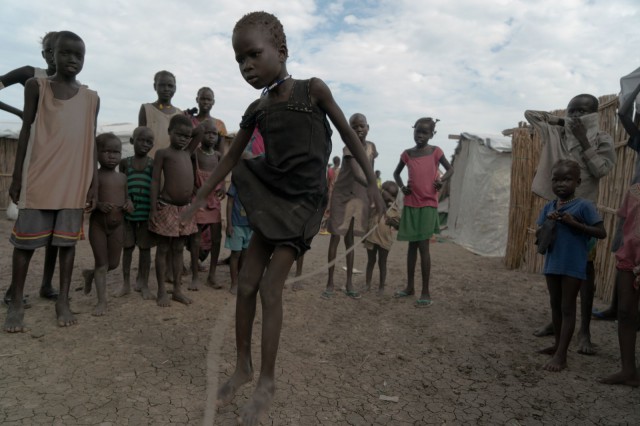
[
  {"xmin": 171, "ymin": 238, "xmax": 192, "ymax": 305},
  {"xmin": 188, "ymin": 232, "xmax": 200, "ymax": 291},
  {"xmin": 324, "ymin": 234, "xmax": 340, "ymax": 295},
  {"xmin": 577, "ymin": 262, "xmax": 595, "ymax": 354},
  {"xmin": 207, "ymin": 223, "xmax": 223, "ymax": 288},
  {"xmin": 539, "ymin": 275, "xmax": 562, "ymax": 355},
  {"xmin": 93, "ymin": 265, "xmax": 108, "ymax": 316},
  {"xmin": 291, "ymin": 255, "xmax": 304, "ymax": 291},
  {"xmin": 217, "ymin": 234, "xmax": 271, "ymax": 406},
  {"xmin": 103, "ymin": 228, "xmax": 122, "ymax": 303},
  {"xmin": 4, "ymin": 248, "xmax": 34, "ymax": 333},
  {"xmin": 155, "ymin": 238, "xmax": 171, "ymax": 307},
  {"xmin": 229, "ymin": 250, "xmax": 241, "ymax": 295},
  {"xmin": 365, "ymin": 247, "xmax": 376, "ymax": 292},
  {"xmin": 56, "ymin": 246, "xmax": 77, "ymax": 327},
  {"xmin": 344, "ymin": 220, "xmax": 356, "ymax": 294},
  {"xmin": 137, "ymin": 248, "xmax": 153, "ymax": 299},
  {"xmin": 377, "ymin": 247, "xmax": 389, "ymax": 295},
  {"xmin": 118, "ymin": 246, "xmax": 134, "ymax": 297},
  {"xmin": 543, "ymin": 276, "xmax": 581, "ymax": 372},
  {"xmin": 239, "ymin": 242, "xmax": 295, "ymax": 425},
  {"xmin": 39, "ymin": 243, "xmax": 58, "ymax": 299},
  {"xmin": 397, "ymin": 241, "xmax": 418, "ymax": 296},
  {"xmin": 417, "ymin": 239, "xmax": 431, "ymax": 300},
  {"xmin": 600, "ymin": 271, "xmax": 640, "ymax": 386}
]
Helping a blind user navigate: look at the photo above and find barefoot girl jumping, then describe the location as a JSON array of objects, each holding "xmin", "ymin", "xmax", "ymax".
[{"xmin": 182, "ymin": 11, "xmax": 384, "ymax": 425}]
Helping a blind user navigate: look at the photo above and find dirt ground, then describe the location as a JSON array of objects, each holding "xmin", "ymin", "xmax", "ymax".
[{"xmin": 1, "ymin": 216, "xmax": 639, "ymax": 426}]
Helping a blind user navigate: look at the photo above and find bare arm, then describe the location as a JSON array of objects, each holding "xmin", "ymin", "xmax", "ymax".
[
  {"xmin": 310, "ymin": 77, "xmax": 385, "ymax": 214},
  {"xmin": 393, "ymin": 159, "xmax": 410, "ymax": 195},
  {"xmin": 9, "ymin": 78, "xmax": 39, "ymax": 203},
  {"xmin": 438, "ymin": 155, "xmax": 454, "ymax": 187},
  {"xmin": 138, "ymin": 104, "xmax": 146, "ymax": 126},
  {"xmin": 86, "ymin": 97, "xmax": 100, "ymax": 211},
  {"xmin": 186, "ymin": 122, "xmax": 203, "ymax": 153},
  {"xmin": 226, "ymin": 194, "xmax": 234, "ymax": 236},
  {"xmin": 150, "ymin": 150, "xmax": 164, "ymax": 218}
]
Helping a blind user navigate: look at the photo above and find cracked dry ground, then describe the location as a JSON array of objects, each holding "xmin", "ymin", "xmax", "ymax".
[{"xmin": 0, "ymin": 218, "xmax": 638, "ymax": 425}]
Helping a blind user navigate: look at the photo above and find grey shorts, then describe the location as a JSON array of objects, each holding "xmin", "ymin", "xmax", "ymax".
[{"xmin": 10, "ymin": 209, "xmax": 84, "ymax": 250}]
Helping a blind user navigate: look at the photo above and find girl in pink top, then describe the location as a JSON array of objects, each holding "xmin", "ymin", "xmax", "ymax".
[
  {"xmin": 393, "ymin": 117, "xmax": 453, "ymax": 307},
  {"xmin": 599, "ymin": 183, "xmax": 640, "ymax": 387}
]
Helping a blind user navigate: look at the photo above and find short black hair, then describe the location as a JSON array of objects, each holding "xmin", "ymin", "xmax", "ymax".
[
  {"xmin": 41, "ymin": 31, "xmax": 58, "ymax": 48},
  {"xmin": 233, "ymin": 11, "xmax": 287, "ymax": 56},
  {"xmin": 197, "ymin": 87, "xmax": 213, "ymax": 97},
  {"xmin": 552, "ymin": 159, "xmax": 580, "ymax": 178},
  {"xmin": 154, "ymin": 70, "xmax": 176, "ymax": 84},
  {"xmin": 96, "ymin": 132, "xmax": 121, "ymax": 150},
  {"xmin": 413, "ymin": 117, "xmax": 439, "ymax": 128},
  {"xmin": 573, "ymin": 94, "xmax": 599, "ymax": 112},
  {"xmin": 55, "ymin": 31, "xmax": 84, "ymax": 47},
  {"xmin": 168, "ymin": 114, "xmax": 192, "ymax": 130}
]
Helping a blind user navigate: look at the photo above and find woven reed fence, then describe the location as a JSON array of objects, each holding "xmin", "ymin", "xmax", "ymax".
[
  {"xmin": 504, "ymin": 95, "xmax": 638, "ymax": 302},
  {"xmin": 0, "ymin": 136, "xmax": 17, "ymax": 210}
]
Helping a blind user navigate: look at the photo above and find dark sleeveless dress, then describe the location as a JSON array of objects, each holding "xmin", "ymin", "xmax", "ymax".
[{"xmin": 232, "ymin": 79, "xmax": 332, "ymax": 255}]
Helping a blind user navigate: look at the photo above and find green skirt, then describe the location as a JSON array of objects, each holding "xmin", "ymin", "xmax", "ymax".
[{"xmin": 397, "ymin": 206, "xmax": 440, "ymax": 242}]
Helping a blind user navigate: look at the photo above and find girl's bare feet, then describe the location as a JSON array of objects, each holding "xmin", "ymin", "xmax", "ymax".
[
  {"xmin": 542, "ymin": 356, "xmax": 567, "ymax": 372},
  {"xmin": 239, "ymin": 378, "xmax": 275, "ymax": 426},
  {"xmin": 172, "ymin": 289, "xmax": 193, "ymax": 305},
  {"xmin": 599, "ymin": 371, "xmax": 640, "ymax": 387},
  {"xmin": 4, "ymin": 304, "xmax": 26, "ymax": 333},
  {"xmin": 157, "ymin": 293, "xmax": 171, "ymax": 307},
  {"xmin": 56, "ymin": 301, "xmax": 77, "ymax": 327},
  {"xmin": 216, "ymin": 370, "xmax": 253, "ymax": 407}
]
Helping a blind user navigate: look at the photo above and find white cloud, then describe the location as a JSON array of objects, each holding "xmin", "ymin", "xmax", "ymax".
[{"xmin": 1, "ymin": 0, "xmax": 638, "ymax": 179}]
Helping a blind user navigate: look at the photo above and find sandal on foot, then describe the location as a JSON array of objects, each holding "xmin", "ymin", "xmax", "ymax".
[
  {"xmin": 344, "ymin": 290, "xmax": 361, "ymax": 300},
  {"xmin": 415, "ymin": 299, "xmax": 433, "ymax": 307},
  {"xmin": 394, "ymin": 290, "xmax": 413, "ymax": 298},
  {"xmin": 592, "ymin": 308, "xmax": 615, "ymax": 321},
  {"xmin": 321, "ymin": 290, "xmax": 334, "ymax": 300}
]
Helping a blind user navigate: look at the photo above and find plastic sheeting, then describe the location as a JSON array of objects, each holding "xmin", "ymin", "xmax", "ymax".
[{"xmin": 444, "ymin": 133, "xmax": 512, "ymax": 257}]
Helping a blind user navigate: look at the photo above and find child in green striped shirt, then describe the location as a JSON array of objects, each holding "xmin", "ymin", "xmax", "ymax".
[{"xmin": 117, "ymin": 126, "xmax": 155, "ymax": 300}]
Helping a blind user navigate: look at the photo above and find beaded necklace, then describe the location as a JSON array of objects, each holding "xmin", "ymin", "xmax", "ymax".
[
  {"xmin": 557, "ymin": 197, "xmax": 577, "ymax": 207},
  {"xmin": 262, "ymin": 74, "xmax": 291, "ymax": 96}
]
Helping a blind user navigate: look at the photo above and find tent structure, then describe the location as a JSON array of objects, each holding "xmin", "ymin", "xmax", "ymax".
[{"xmin": 443, "ymin": 132, "xmax": 512, "ymax": 257}]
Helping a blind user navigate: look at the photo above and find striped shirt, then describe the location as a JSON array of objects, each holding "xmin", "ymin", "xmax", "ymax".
[{"xmin": 123, "ymin": 156, "xmax": 153, "ymax": 221}]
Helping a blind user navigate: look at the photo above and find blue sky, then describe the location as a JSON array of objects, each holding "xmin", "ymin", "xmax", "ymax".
[{"xmin": 1, "ymin": 0, "xmax": 639, "ymax": 179}]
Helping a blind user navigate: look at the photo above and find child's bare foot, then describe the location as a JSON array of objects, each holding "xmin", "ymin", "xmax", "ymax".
[
  {"xmin": 377, "ymin": 287, "xmax": 385, "ymax": 296},
  {"xmin": 39, "ymin": 286, "xmax": 59, "ymax": 300},
  {"xmin": 172, "ymin": 290, "xmax": 193, "ymax": 305},
  {"xmin": 114, "ymin": 286, "xmax": 130, "ymax": 298},
  {"xmin": 216, "ymin": 370, "xmax": 253, "ymax": 407},
  {"xmin": 533, "ymin": 322, "xmax": 554, "ymax": 337},
  {"xmin": 188, "ymin": 277, "xmax": 200, "ymax": 291},
  {"xmin": 140, "ymin": 287, "xmax": 155, "ymax": 300},
  {"xmin": 599, "ymin": 371, "xmax": 640, "ymax": 387},
  {"xmin": 363, "ymin": 284, "xmax": 371, "ymax": 293},
  {"xmin": 239, "ymin": 378, "xmax": 275, "ymax": 426},
  {"xmin": 206, "ymin": 277, "xmax": 223, "ymax": 289},
  {"xmin": 157, "ymin": 293, "xmax": 171, "ymax": 307},
  {"xmin": 542, "ymin": 356, "xmax": 567, "ymax": 372},
  {"xmin": 133, "ymin": 279, "xmax": 142, "ymax": 292},
  {"xmin": 55, "ymin": 301, "xmax": 77, "ymax": 327},
  {"xmin": 537, "ymin": 345, "xmax": 557, "ymax": 355},
  {"xmin": 577, "ymin": 332, "xmax": 595, "ymax": 355},
  {"xmin": 229, "ymin": 285, "xmax": 238, "ymax": 295},
  {"xmin": 93, "ymin": 301, "xmax": 107, "ymax": 316},
  {"xmin": 4, "ymin": 304, "xmax": 26, "ymax": 333},
  {"xmin": 82, "ymin": 270, "xmax": 94, "ymax": 295}
]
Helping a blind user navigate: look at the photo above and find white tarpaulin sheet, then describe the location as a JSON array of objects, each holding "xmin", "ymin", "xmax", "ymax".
[{"xmin": 445, "ymin": 133, "xmax": 512, "ymax": 257}]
